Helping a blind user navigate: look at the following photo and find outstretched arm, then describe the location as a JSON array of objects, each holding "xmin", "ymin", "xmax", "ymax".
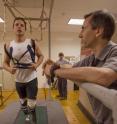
[
  {"xmin": 54, "ymin": 67, "xmax": 117, "ymax": 87},
  {"xmin": 42, "ymin": 59, "xmax": 117, "ymax": 87}
]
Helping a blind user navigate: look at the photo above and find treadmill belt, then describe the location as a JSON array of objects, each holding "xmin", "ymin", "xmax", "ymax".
[
  {"xmin": 14, "ymin": 106, "xmax": 48, "ymax": 124},
  {"xmin": 0, "ymin": 101, "xmax": 68, "ymax": 124}
]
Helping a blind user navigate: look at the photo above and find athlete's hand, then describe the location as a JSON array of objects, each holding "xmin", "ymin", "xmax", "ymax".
[
  {"xmin": 29, "ymin": 63, "xmax": 38, "ymax": 70},
  {"xmin": 9, "ymin": 66, "xmax": 17, "ymax": 74}
]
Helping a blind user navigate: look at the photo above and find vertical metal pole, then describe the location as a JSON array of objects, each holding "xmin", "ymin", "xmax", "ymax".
[
  {"xmin": 48, "ymin": 18, "xmax": 53, "ymax": 101},
  {"xmin": 48, "ymin": 18, "xmax": 51, "ymax": 59},
  {"xmin": 48, "ymin": 0, "xmax": 54, "ymax": 59},
  {"xmin": 47, "ymin": 0, "xmax": 55, "ymax": 101}
]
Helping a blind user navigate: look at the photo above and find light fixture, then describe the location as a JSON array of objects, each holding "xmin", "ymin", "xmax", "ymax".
[
  {"xmin": 0, "ymin": 17, "xmax": 4, "ymax": 23},
  {"xmin": 68, "ymin": 18, "xmax": 84, "ymax": 25}
]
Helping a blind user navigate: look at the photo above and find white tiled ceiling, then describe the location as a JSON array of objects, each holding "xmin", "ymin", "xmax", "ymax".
[{"xmin": 0, "ymin": 0, "xmax": 117, "ymax": 33}]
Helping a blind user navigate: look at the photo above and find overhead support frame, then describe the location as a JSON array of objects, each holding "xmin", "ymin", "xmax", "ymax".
[{"xmin": 3, "ymin": 0, "xmax": 55, "ymax": 59}]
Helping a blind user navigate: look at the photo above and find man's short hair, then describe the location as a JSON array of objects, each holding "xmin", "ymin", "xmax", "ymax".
[
  {"xmin": 58, "ymin": 52, "xmax": 64, "ymax": 57},
  {"xmin": 84, "ymin": 10, "xmax": 116, "ymax": 41},
  {"xmin": 13, "ymin": 17, "xmax": 27, "ymax": 30}
]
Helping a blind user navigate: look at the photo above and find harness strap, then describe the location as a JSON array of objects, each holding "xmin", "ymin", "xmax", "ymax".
[
  {"xmin": 27, "ymin": 45, "xmax": 35, "ymax": 63},
  {"xmin": 4, "ymin": 39, "xmax": 36, "ymax": 69},
  {"xmin": 9, "ymin": 47, "xmax": 17, "ymax": 64},
  {"xmin": 17, "ymin": 49, "xmax": 29, "ymax": 62},
  {"xmin": 14, "ymin": 63, "xmax": 32, "ymax": 69},
  {"xmin": 30, "ymin": 39, "xmax": 35, "ymax": 62},
  {"xmin": 4, "ymin": 44, "xmax": 11, "ymax": 59}
]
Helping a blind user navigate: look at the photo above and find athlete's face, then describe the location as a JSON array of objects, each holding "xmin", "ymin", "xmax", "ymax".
[{"xmin": 13, "ymin": 20, "xmax": 26, "ymax": 36}]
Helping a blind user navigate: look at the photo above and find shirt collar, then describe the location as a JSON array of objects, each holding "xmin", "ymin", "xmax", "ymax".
[{"xmin": 95, "ymin": 41, "xmax": 116, "ymax": 61}]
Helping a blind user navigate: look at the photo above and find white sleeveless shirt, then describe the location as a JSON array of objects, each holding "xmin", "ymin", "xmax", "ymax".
[{"xmin": 9, "ymin": 39, "xmax": 37, "ymax": 83}]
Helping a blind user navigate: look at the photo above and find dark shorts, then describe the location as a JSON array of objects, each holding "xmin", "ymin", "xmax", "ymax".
[{"xmin": 16, "ymin": 78, "xmax": 38, "ymax": 99}]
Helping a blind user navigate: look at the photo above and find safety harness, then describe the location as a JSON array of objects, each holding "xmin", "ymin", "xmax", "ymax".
[{"xmin": 4, "ymin": 39, "xmax": 35, "ymax": 69}]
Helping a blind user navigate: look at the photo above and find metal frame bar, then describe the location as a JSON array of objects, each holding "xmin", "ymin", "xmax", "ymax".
[
  {"xmin": 3, "ymin": 0, "xmax": 55, "ymax": 58},
  {"xmin": 0, "ymin": 84, "xmax": 3, "ymax": 106},
  {"xmin": 79, "ymin": 83, "xmax": 117, "ymax": 124},
  {"xmin": 4, "ymin": 3, "xmax": 16, "ymax": 18}
]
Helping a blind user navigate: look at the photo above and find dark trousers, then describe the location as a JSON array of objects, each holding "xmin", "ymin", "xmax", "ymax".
[
  {"xmin": 58, "ymin": 78, "xmax": 67, "ymax": 97},
  {"xmin": 16, "ymin": 78, "xmax": 38, "ymax": 99}
]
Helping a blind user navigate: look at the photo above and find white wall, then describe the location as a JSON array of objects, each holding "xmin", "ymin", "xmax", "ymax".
[
  {"xmin": 0, "ymin": 29, "xmax": 117, "ymax": 90},
  {"xmin": 0, "ymin": 31, "xmax": 81, "ymax": 90}
]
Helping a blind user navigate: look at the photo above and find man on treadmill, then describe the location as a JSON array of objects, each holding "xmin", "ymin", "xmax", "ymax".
[{"xmin": 3, "ymin": 17, "xmax": 44, "ymax": 123}]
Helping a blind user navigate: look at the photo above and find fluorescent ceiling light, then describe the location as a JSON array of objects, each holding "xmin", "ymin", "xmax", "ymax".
[
  {"xmin": 68, "ymin": 19, "xmax": 84, "ymax": 25},
  {"xmin": 0, "ymin": 17, "xmax": 4, "ymax": 23}
]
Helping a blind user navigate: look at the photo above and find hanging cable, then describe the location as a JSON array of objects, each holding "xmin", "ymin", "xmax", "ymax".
[
  {"xmin": 37, "ymin": 0, "xmax": 48, "ymax": 41},
  {"xmin": 2, "ymin": 0, "xmax": 50, "ymax": 42},
  {"xmin": 38, "ymin": 0, "xmax": 47, "ymax": 29},
  {"xmin": 6, "ymin": 1, "xmax": 32, "ymax": 33}
]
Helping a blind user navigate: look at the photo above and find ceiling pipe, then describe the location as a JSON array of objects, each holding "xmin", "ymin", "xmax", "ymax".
[{"xmin": 4, "ymin": 3, "xmax": 16, "ymax": 18}]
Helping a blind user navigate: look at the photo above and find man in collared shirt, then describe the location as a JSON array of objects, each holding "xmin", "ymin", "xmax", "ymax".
[
  {"xmin": 43, "ymin": 10, "xmax": 117, "ymax": 124},
  {"xmin": 56, "ymin": 52, "xmax": 69, "ymax": 100}
]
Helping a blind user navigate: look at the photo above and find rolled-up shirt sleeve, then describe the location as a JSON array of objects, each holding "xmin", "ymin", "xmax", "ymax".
[
  {"xmin": 103, "ymin": 56, "xmax": 117, "ymax": 72},
  {"xmin": 102, "ymin": 47, "xmax": 117, "ymax": 72},
  {"xmin": 73, "ymin": 55, "xmax": 93, "ymax": 67}
]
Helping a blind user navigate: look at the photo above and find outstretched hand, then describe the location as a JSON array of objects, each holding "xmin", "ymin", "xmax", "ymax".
[
  {"xmin": 42, "ymin": 59, "xmax": 60, "ymax": 82},
  {"xmin": 50, "ymin": 63, "xmax": 60, "ymax": 82},
  {"xmin": 42, "ymin": 59, "xmax": 55, "ymax": 76}
]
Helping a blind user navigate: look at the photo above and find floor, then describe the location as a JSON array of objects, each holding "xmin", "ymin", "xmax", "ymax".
[{"xmin": 0, "ymin": 89, "xmax": 91, "ymax": 124}]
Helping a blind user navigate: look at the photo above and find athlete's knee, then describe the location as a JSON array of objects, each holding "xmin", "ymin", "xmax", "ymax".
[
  {"xmin": 20, "ymin": 98, "xmax": 27, "ymax": 107},
  {"xmin": 27, "ymin": 99, "xmax": 36, "ymax": 109},
  {"xmin": 20, "ymin": 98, "xmax": 28, "ymax": 114}
]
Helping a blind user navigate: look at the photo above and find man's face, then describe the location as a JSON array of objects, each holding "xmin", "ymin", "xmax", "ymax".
[
  {"xmin": 59, "ymin": 55, "xmax": 64, "ymax": 60},
  {"xmin": 79, "ymin": 16, "xmax": 97, "ymax": 49},
  {"xmin": 13, "ymin": 20, "xmax": 26, "ymax": 36}
]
